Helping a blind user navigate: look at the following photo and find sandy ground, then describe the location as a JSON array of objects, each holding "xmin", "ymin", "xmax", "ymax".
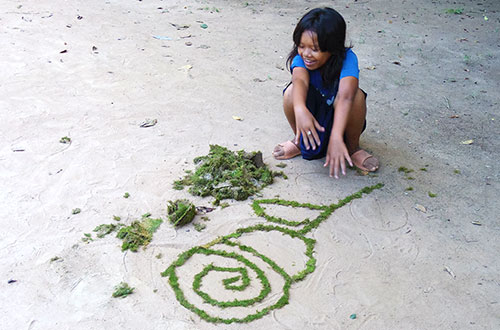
[{"xmin": 1, "ymin": 0, "xmax": 499, "ymax": 329}]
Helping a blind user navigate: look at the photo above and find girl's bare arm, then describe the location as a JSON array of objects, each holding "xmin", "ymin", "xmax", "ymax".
[
  {"xmin": 292, "ymin": 67, "xmax": 325, "ymax": 150},
  {"xmin": 325, "ymin": 76, "xmax": 358, "ymax": 177}
]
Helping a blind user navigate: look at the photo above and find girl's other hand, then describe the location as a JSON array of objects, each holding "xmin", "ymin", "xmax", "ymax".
[
  {"xmin": 324, "ymin": 138, "xmax": 353, "ymax": 178},
  {"xmin": 294, "ymin": 107, "xmax": 325, "ymax": 150}
]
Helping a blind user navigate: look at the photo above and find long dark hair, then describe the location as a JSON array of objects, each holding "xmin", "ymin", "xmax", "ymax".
[{"xmin": 287, "ymin": 7, "xmax": 349, "ymax": 88}]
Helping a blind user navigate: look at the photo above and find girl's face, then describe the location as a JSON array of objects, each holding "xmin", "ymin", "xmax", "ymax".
[{"xmin": 297, "ymin": 30, "xmax": 331, "ymax": 70}]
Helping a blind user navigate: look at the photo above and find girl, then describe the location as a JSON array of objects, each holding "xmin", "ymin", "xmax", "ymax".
[{"xmin": 273, "ymin": 7, "xmax": 379, "ymax": 178}]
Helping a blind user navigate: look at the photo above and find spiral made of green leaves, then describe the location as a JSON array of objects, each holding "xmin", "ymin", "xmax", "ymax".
[{"xmin": 162, "ymin": 183, "xmax": 383, "ymax": 324}]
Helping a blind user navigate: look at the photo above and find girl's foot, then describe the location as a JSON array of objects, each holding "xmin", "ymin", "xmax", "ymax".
[
  {"xmin": 350, "ymin": 149, "xmax": 379, "ymax": 172},
  {"xmin": 273, "ymin": 140, "xmax": 301, "ymax": 160}
]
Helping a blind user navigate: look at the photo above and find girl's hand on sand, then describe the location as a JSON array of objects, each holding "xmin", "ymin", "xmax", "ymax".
[
  {"xmin": 294, "ymin": 107, "xmax": 325, "ymax": 150},
  {"xmin": 324, "ymin": 138, "xmax": 353, "ymax": 179}
]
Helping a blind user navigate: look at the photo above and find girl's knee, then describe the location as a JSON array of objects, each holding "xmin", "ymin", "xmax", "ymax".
[
  {"xmin": 283, "ymin": 83, "xmax": 293, "ymax": 100},
  {"xmin": 355, "ymin": 88, "xmax": 367, "ymax": 103},
  {"xmin": 352, "ymin": 88, "xmax": 367, "ymax": 113},
  {"xmin": 283, "ymin": 84, "xmax": 294, "ymax": 109}
]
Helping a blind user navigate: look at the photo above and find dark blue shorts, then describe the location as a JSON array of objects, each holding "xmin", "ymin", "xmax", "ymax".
[{"xmin": 284, "ymin": 84, "xmax": 367, "ymax": 160}]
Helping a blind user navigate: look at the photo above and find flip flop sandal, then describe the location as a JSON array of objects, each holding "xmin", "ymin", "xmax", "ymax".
[
  {"xmin": 350, "ymin": 149, "xmax": 378, "ymax": 172},
  {"xmin": 273, "ymin": 140, "xmax": 301, "ymax": 160}
]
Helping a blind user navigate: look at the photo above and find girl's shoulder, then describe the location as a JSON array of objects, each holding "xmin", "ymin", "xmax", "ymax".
[
  {"xmin": 291, "ymin": 53, "xmax": 303, "ymax": 65},
  {"xmin": 290, "ymin": 54, "xmax": 305, "ymax": 72},
  {"xmin": 343, "ymin": 48, "xmax": 358, "ymax": 66},
  {"xmin": 340, "ymin": 48, "xmax": 359, "ymax": 79}
]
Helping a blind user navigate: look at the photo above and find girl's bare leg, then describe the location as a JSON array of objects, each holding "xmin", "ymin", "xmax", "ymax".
[
  {"xmin": 283, "ymin": 83, "xmax": 296, "ymax": 132},
  {"xmin": 342, "ymin": 88, "xmax": 379, "ymax": 170},
  {"xmin": 273, "ymin": 84, "xmax": 301, "ymax": 158}
]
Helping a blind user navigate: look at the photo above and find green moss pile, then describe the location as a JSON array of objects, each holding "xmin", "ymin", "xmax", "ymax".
[
  {"xmin": 167, "ymin": 199, "xmax": 196, "ymax": 227},
  {"xmin": 162, "ymin": 183, "xmax": 384, "ymax": 324},
  {"xmin": 116, "ymin": 215, "xmax": 163, "ymax": 252},
  {"xmin": 173, "ymin": 145, "xmax": 283, "ymax": 204}
]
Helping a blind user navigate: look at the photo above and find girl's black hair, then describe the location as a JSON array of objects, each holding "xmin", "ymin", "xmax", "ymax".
[{"xmin": 287, "ymin": 7, "xmax": 349, "ymax": 88}]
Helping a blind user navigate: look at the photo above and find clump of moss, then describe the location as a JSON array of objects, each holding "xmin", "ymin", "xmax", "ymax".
[
  {"xmin": 93, "ymin": 223, "xmax": 123, "ymax": 238},
  {"xmin": 173, "ymin": 182, "xmax": 184, "ymax": 190},
  {"xmin": 445, "ymin": 8, "xmax": 464, "ymax": 14},
  {"xmin": 59, "ymin": 136, "xmax": 71, "ymax": 144},
  {"xmin": 398, "ymin": 166, "xmax": 414, "ymax": 174},
  {"xmin": 173, "ymin": 145, "xmax": 283, "ymax": 204},
  {"xmin": 167, "ymin": 200, "xmax": 196, "ymax": 227},
  {"xmin": 112, "ymin": 282, "xmax": 134, "ymax": 298},
  {"xmin": 116, "ymin": 215, "xmax": 163, "ymax": 252},
  {"xmin": 194, "ymin": 223, "xmax": 206, "ymax": 232}
]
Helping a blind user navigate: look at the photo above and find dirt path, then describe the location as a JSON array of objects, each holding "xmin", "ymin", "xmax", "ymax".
[{"xmin": 1, "ymin": 0, "xmax": 498, "ymax": 329}]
